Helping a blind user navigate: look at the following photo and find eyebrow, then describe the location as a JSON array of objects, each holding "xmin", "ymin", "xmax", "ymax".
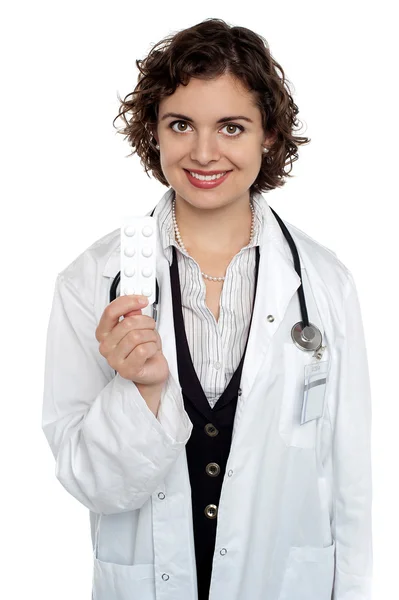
[{"xmin": 160, "ymin": 112, "xmax": 254, "ymax": 124}]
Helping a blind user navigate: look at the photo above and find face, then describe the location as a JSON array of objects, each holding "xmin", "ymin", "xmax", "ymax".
[{"xmin": 154, "ymin": 73, "xmax": 273, "ymax": 211}]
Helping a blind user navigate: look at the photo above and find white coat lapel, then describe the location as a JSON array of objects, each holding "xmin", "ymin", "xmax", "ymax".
[{"xmin": 238, "ymin": 203, "xmax": 302, "ymax": 399}]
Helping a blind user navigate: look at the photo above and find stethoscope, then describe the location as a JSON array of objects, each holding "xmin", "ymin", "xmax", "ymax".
[{"xmin": 110, "ymin": 205, "xmax": 323, "ymax": 353}]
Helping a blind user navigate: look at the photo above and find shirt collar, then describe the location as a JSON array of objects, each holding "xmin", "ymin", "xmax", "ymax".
[{"xmin": 158, "ymin": 188, "xmax": 265, "ymax": 266}]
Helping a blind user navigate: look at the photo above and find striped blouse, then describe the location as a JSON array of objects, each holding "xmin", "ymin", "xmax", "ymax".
[{"xmin": 157, "ymin": 190, "xmax": 265, "ymax": 409}]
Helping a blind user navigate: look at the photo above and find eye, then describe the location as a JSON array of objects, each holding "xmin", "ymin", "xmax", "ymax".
[
  {"xmin": 169, "ymin": 120, "xmax": 244, "ymax": 137},
  {"xmin": 221, "ymin": 123, "xmax": 244, "ymax": 136}
]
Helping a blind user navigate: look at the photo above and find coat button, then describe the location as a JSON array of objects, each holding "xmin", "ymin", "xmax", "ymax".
[
  {"xmin": 204, "ymin": 504, "xmax": 218, "ymax": 519},
  {"xmin": 205, "ymin": 462, "xmax": 220, "ymax": 477},
  {"xmin": 204, "ymin": 423, "xmax": 219, "ymax": 437},
  {"xmin": 267, "ymin": 314, "xmax": 275, "ymax": 322}
]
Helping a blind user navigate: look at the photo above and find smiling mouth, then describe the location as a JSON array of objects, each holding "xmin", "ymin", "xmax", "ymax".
[
  {"xmin": 183, "ymin": 169, "xmax": 233, "ymax": 175},
  {"xmin": 183, "ymin": 168, "xmax": 233, "ymax": 189}
]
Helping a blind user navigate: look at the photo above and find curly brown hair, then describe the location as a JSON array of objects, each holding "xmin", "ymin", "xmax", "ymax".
[{"xmin": 112, "ymin": 18, "xmax": 310, "ymax": 195}]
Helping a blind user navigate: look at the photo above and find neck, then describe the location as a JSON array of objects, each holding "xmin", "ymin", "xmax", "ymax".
[{"xmin": 173, "ymin": 192, "xmax": 254, "ymax": 256}]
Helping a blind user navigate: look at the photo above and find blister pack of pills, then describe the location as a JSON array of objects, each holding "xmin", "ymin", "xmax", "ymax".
[{"xmin": 120, "ymin": 216, "xmax": 157, "ymax": 314}]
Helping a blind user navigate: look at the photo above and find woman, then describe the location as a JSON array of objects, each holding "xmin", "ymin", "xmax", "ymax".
[{"xmin": 42, "ymin": 18, "xmax": 373, "ymax": 600}]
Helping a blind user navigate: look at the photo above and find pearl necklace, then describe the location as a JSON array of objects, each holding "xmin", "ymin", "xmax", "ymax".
[{"xmin": 171, "ymin": 197, "xmax": 255, "ymax": 282}]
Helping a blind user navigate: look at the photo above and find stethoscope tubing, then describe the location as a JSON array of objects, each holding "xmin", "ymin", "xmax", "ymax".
[{"xmin": 269, "ymin": 207, "xmax": 309, "ymax": 328}]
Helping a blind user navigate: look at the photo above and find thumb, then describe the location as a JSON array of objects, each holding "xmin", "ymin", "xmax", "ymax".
[{"xmin": 124, "ymin": 308, "xmax": 143, "ymax": 319}]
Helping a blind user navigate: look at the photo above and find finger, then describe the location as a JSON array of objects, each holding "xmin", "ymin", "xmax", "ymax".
[
  {"xmin": 124, "ymin": 308, "xmax": 145, "ymax": 319},
  {"xmin": 111, "ymin": 330, "xmax": 159, "ymax": 370},
  {"xmin": 95, "ymin": 294, "xmax": 149, "ymax": 342},
  {"xmin": 124, "ymin": 341, "xmax": 159, "ymax": 376},
  {"xmin": 101, "ymin": 314, "xmax": 156, "ymax": 353}
]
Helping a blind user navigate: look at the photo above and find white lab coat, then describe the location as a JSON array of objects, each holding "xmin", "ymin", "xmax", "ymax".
[{"xmin": 42, "ymin": 190, "xmax": 373, "ymax": 600}]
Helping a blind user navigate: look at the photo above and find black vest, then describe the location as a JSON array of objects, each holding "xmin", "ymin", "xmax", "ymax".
[{"xmin": 169, "ymin": 244, "xmax": 260, "ymax": 600}]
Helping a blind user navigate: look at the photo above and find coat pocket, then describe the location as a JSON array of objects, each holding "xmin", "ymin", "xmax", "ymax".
[
  {"xmin": 279, "ymin": 343, "xmax": 329, "ymax": 448},
  {"xmin": 278, "ymin": 540, "xmax": 336, "ymax": 600},
  {"xmin": 92, "ymin": 557, "xmax": 156, "ymax": 600}
]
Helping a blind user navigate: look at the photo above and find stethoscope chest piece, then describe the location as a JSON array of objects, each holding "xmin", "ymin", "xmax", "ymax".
[{"xmin": 291, "ymin": 321, "xmax": 323, "ymax": 352}]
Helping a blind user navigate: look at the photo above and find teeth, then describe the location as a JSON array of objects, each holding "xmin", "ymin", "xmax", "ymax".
[{"xmin": 189, "ymin": 171, "xmax": 226, "ymax": 181}]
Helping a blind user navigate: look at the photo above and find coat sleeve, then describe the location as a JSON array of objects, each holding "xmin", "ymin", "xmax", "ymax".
[
  {"xmin": 331, "ymin": 270, "xmax": 373, "ymax": 599},
  {"xmin": 42, "ymin": 272, "xmax": 193, "ymax": 515}
]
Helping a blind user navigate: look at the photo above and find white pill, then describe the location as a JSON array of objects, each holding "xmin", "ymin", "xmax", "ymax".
[
  {"xmin": 142, "ymin": 226, "xmax": 153, "ymax": 237},
  {"xmin": 141, "ymin": 246, "xmax": 153, "ymax": 258},
  {"xmin": 124, "ymin": 225, "xmax": 136, "ymax": 237},
  {"xmin": 124, "ymin": 246, "xmax": 136, "ymax": 258},
  {"xmin": 141, "ymin": 267, "xmax": 153, "ymax": 277},
  {"xmin": 124, "ymin": 266, "xmax": 135, "ymax": 277}
]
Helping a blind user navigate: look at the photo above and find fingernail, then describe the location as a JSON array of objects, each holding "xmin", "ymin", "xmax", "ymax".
[{"xmin": 139, "ymin": 296, "xmax": 148, "ymax": 305}]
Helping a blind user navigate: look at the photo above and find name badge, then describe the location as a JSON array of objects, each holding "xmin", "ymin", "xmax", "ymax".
[{"xmin": 301, "ymin": 360, "xmax": 329, "ymax": 425}]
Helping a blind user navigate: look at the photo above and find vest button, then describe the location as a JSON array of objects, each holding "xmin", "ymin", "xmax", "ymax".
[
  {"xmin": 205, "ymin": 462, "xmax": 220, "ymax": 477},
  {"xmin": 204, "ymin": 504, "xmax": 218, "ymax": 519},
  {"xmin": 204, "ymin": 423, "xmax": 219, "ymax": 437}
]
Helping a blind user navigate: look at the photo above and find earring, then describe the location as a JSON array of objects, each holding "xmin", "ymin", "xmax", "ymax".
[
  {"xmin": 262, "ymin": 147, "xmax": 269, "ymax": 153},
  {"xmin": 156, "ymin": 144, "xmax": 160, "ymax": 150}
]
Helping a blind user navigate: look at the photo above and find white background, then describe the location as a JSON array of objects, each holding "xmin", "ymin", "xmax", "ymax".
[{"xmin": 1, "ymin": 1, "xmax": 396, "ymax": 598}]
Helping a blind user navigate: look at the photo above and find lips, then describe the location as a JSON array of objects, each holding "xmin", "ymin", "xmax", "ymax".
[
  {"xmin": 184, "ymin": 169, "xmax": 231, "ymax": 175},
  {"xmin": 184, "ymin": 168, "xmax": 232, "ymax": 189}
]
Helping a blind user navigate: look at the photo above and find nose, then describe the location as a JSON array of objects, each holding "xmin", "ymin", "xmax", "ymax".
[{"xmin": 189, "ymin": 134, "xmax": 222, "ymax": 165}]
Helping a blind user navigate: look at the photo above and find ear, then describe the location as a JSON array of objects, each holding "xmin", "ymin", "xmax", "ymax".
[
  {"xmin": 263, "ymin": 130, "xmax": 278, "ymax": 149},
  {"xmin": 149, "ymin": 125, "xmax": 158, "ymax": 145}
]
